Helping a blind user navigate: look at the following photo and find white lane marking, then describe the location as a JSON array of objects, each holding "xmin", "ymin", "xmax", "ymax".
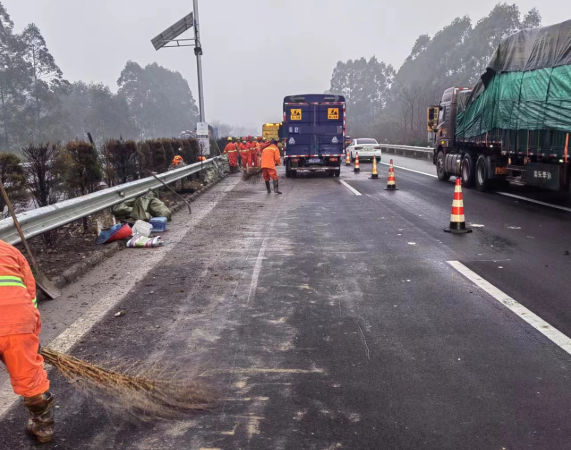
[
  {"xmin": 339, "ymin": 180, "xmax": 362, "ymax": 196},
  {"xmin": 246, "ymin": 214, "xmax": 279, "ymax": 307},
  {"xmin": 447, "ymin": 261, "xmax": 571, "ymax": 355},
  {"xmin": 497, "ymin": 192, "xmax": 571, "ymax": 213},
  {"xmin": 380, "ymin": 162, "xmax": 438, "ymax": 178},
  {"xmin": 0, "ymin": 178, "xmax": 242, "ymax": 419}
]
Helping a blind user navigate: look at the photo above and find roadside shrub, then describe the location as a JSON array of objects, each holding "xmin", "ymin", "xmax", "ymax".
[
  {"xmin": 103, "ymin": 139, "xmax": 139, "ymax": 185},
  {"xmin": 161, "ymin": 139, "xmax": 175, "ymax": 169},
  {"xmin": 61, "ymin": 140, "xmax": 102, "ymax": 230},
  {"xmin": 0, "ymin": 153, "xmax": 27, "ymax": 218},
  {"xmin": 21, "ymin": 143, "xmax": 63, "ymax": 246},
  {"xmin": 148, "ymin": 139, "xmax": 166, "ymax": 173},
  {"xmin": 136, "ymin": 141, "xmax": 152, "ymax": 178}
]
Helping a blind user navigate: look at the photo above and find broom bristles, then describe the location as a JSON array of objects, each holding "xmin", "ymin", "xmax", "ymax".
[
  {"xmin": 243, "ymin": 167, "xmax": 263, "ymax": 184},
  {"xmin": 41, "ymin": 348, "xmax": 214, "ymax": 418}
]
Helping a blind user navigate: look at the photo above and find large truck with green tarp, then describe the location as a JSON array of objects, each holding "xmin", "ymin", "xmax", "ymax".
[{"xmin": 428, "ymin": 19, "xmax": 571, "ymax": 192}]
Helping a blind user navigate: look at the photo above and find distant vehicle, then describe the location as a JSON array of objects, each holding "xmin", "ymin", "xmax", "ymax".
[
  {"xmin": 429, "ymin": 20, "xmax": 571, "ymax": 192},
  {"xmin": 344, "ymin": 135, "xmax": 352, "ymax": 150},
  {"xmin": 282, "ymin": 94, "xmax": 345, "ymax": 177},
  {"xmin": 346, "ymin": 138, "xmax": 382, "ymax": 162},
  {"xmin": 262, "ymin": 123, "xmax": 281, "ymax": 142}
]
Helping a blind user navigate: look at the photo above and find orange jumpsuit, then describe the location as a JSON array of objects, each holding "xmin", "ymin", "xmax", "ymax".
[
  {"xmin": 223, "ymin": 143, "xmax": 238, "ymax": 167},
  {"xmin": 248, "ymin": 141, "xmax": 258, "ymax": 168},
  {"xmin": 0, "ymin": 240, "xmax": 49, "ymax": 397},
  {"xmin": 261, "ymin": 144, "xmax": 281, "ymax": 181},
  {"xmin": 240, "ymin": 142, "xmax": 250, "ymax": 169}
]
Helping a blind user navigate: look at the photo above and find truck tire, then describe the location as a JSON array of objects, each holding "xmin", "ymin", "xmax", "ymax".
[
  {"xmin": 461, "ymin": 153, "xmax": 475, "ymax": 188},
  {"xmin": 475, "ymin": 155, "xmax": 490, "ymax": 192},
  {"xmin": 334, "ymin": 168, "xmax": 341, "ymax": 177},
  {"xmin": 285, "ymin": 160, "xmax": 292, "ymax": 178},
  {"xmin": 436, "ymin": 151, "xmax": 450, "ymax": 181}
]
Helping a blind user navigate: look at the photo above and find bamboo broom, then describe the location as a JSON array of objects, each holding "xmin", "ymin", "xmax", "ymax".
[
  {"xmin": 41, "ymin": 348, "xmax": 213, "ymax": 418},
  {"xmin": 243, "ymin": 167, "xmax": 263, "ymax": 184}
]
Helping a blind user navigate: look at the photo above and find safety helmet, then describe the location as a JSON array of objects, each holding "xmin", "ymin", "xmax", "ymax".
[{"xmin": 227, "ymin": 137, "xmax": 233, "ymax": 141}]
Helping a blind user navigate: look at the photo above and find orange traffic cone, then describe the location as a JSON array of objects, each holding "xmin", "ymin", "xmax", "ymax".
[
  {"xmin": 384, "ymin": 159, "xmax": 398, "ymax": 190},
  {"xmin": 370, "ymin": 156, "xmax": 379, "ymax": 179},
  {"xmin": 354, "ymin": 152, "xmax": 360, "ymax": 173},
  {"xmin": 346, "ymin": 151, "xmax": 351, "ymax": 166},
  {"xmin": 444, "ymin": 178, "xmax": 472, "ymax": 234}
]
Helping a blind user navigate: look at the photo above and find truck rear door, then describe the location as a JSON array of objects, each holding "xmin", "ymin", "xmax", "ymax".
[
  {"xmin": 314, "ymin": 103, "xmax": 344, "ymax": 157},
  {"xmin": 283, "ymin": 103, "xmax": 311, "ymax": 156}
]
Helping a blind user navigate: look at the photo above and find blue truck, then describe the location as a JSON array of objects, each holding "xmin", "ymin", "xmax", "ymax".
[{"xmin": 282, "ymin": 94, "xmax": 346, "ymax": 177}]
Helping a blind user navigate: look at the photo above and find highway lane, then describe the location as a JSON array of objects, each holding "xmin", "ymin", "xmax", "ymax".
[
  {"xmin": 1, "ymin": 164, "xmax": 571, "ymax": 449},
  {"xmin": 344, "ymin": 155, "xmax": 571, "ymax": 339}
]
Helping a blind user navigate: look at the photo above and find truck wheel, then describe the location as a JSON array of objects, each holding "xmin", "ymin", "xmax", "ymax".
[
  {"xmin": 285, "ymin": 161, "xmax": 292, "ymax": 178},
  {"xmin": 461, "ymin": 153, "xmax": 475, "ymax": 188},
  {"xmin": 476, "ymin": 155, "xmax": 490, "ymax": 192},
  {"xmin": 292, "ymin": 169, "xmax": 297, "ymax": 178},
  {"xmin": 334, "ymin": 168, "xmax": 341, "ymax": 177},
  {"xmin": 436, "ymin": 151, "xmax": 450, "ymax": 181}
]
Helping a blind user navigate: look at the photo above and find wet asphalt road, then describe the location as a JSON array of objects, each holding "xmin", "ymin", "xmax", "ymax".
[{"xmin": 1, "ymin": 157, "xmax": 571, "ymax": 450}]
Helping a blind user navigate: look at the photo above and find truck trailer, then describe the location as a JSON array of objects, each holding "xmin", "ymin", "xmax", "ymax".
[
  {"xmin": 282, "ymin": 94, "xmax": 345, "ymax": 177},
  {"xmin": 428, "ymin": 19, "xmax": 571, "ymax": 192}
]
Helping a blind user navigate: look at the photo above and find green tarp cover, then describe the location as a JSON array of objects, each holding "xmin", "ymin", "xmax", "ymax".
[
  {"xmin": 112, "ymin": 191, "xmax": 172, "ymax": 222},
  {"xmin": 457, "ymin": 19, "xmax": 571, "ymax": 138}
]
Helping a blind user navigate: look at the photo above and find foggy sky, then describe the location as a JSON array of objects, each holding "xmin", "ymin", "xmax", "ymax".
[{"xmin": 4, "ymin": 0, "xmax": 569, "ymax": 131}]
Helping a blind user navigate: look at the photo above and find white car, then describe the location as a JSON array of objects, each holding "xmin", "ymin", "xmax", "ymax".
[{"xmin": 346, "ymin": 138, "xmax": 382, "ymax": 162}]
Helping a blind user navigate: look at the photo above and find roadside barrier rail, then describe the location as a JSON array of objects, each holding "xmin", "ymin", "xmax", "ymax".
[
  {"xmin": 378, "ymin": 144, "xmax": 433, "ymax": 160},
  {"xmin": 0, "ymin": 158, "xmax": 219, "ymax": 245}
]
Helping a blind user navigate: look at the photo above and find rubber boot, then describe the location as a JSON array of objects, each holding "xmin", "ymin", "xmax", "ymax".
[
  {"xmin": 265, "ymin": 181, "xmax": 271, "ymax": 193},
  {"xmin": 24, "ymin": 392, "xmax": 55, "ymax": 443},
  {"xmin": 273, "ymin": 180, "xmax": 282, "ymax": 194}
]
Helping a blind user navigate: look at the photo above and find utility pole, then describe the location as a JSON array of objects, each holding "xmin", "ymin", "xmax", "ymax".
[{"xmin": 193, "ymin": 0, "xmax": 205, "ymax": 123}]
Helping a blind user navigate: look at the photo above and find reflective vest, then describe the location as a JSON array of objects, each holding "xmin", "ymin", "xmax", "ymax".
[{"xmin": 0, "ymin": 240, "xmax": 40, "ymax": 337}]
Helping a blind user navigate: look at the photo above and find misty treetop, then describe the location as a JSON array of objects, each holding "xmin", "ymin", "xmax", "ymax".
[
  {"xmin": 329, "ymin": 3, "xmax": 542, "ymax": 145},
  {"xmin": 0, "ymin": 1, "xmax": 200, "ymax": 154},
  {"xmin": 118, "ymin": 61, "xmax": 199, "ymax": 140}
]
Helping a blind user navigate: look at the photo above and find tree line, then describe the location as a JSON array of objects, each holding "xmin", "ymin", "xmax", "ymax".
[
  {"xmin": 0, "ymin": 2, "xmax": 200, "ymax": 154},
  {"xmin": 329, "ymin": 3, "xmax": 542, "ymax": 145}
]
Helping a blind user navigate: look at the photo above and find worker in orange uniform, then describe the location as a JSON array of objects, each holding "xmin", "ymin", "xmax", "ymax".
[
  {"xmin": 248, "ymin": 136, "xmax": 258, "ymax": 169},
  {"xmin": 0, "ymin": 239, "xmax": 54, "ymax": 443},
  {"xmin": 239, "ymin": 137, "xmax": 250, "ymax": 173},
  {"xmin": 169, "ymin": 155, "xmax": 185, "ymax": 170},
  {"xmin": 261, "ymin": 139, "xmax": 282, "ymax": 194},
  {"xmin": 223, "ymin": 137, "xmax": 238, "ymax": 173}
]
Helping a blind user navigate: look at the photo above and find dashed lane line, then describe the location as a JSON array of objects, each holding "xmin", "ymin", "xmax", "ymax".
[
  {"xmin": 497, "ymin": 192, "xmax": 571, "ymax": 213},
  {"xmin": 339, "ymin": 179, "xmax": 362, "ymax": 196},
  {"xmin": 447, "ymin": 261, "xmax": 571, "ymax": 356},
  {"xmin": 379, "ymin": 161, "xmax": 438, "ymax": 178}
]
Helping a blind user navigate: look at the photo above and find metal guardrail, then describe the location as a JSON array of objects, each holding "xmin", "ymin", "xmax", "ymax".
[
  {"xmin": 0, "ymin": 158, "xmax": 219, "ymax": 245},
  {"xmin": 379, "ymin": 144, "xmax": 433, "ymax": 160}
]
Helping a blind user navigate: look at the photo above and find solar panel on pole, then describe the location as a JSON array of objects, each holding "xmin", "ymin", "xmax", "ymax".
[{"xmin": 151, "ymin": 12, "xmax": 194, "ymax": 51}]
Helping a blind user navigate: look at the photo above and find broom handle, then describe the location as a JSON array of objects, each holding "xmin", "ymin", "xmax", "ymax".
[
  {"xmin": 0, "ymin": 180, "xmax": 39, "ymax": 269},
  {"xmin": 146, "ymin": 170, "xmax": 191, "ymax": 215}
]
